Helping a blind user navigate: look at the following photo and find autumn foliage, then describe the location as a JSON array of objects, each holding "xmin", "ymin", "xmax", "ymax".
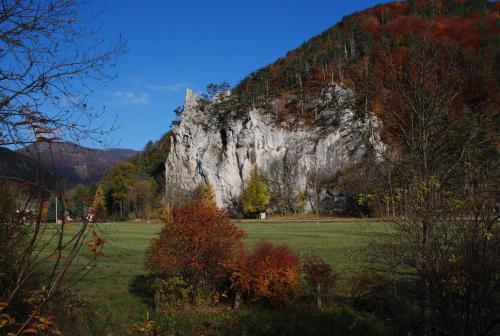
[
  {"xmin": 231, "ymin": 240, "xmax": 300, "ymax": 306},
  {"xmin": 228, "ymin": 0, "xmax": 499, "ymax": 137},
  {"xmin": 303, "ymin": 256, "xmax": 337, "ymax": 294},
  {"xmin": 241, "ymin": 172, "xmax": 270, "ymax": 216},
  {"xmin": 147, "ymin": 198, "xmax": 245, "ymax": 301}
]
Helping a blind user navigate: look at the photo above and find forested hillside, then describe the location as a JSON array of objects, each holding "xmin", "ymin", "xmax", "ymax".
[
  {"xmin": 97, "ymin": 132, "xmax": 172, "ymax": 220},
  {"xmin": 17, "ymin": 142, "xmax": 137, "ymax": 185},
  {"xmin": 0, "ymin": 147, "xmax": 59, "ymax": 188},
  {"xmin": 228, "ymin": 0, "xmax": 499, "ymax": 139}
]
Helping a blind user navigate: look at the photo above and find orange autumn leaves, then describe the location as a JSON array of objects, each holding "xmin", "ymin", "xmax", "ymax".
[
  {"xmin": 147, "ymin": 199, "xmax": 246, "ymax": 293},
  {"xmin": 147, "ymin": 198, "xmax": 303, "ymax": 306},
  {"xmin": 13, "ymin": 110, "xmax": 62, "ymax": 144},
  {"xmin": 86, "ymin": 229, "xmax": 106, "ymax": 257},
  {"xmin": 231, "ymin": 240, "xmax": 300, "ymax": 306}
]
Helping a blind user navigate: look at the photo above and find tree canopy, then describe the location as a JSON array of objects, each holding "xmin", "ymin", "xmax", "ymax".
[{"xmin": 241, "ymin": 172, "xmax": 270, "ymax": 215}]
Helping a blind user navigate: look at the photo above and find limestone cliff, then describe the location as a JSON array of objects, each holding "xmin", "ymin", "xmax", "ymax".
[{"xmin": 165, "ymin": 85, "xmax": 381, "ymax": 210}]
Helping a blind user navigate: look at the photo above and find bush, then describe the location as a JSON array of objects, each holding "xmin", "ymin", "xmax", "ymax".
[
  {"xmin": 303, "ymin": 256, "xmax": 337, "ymax": 308},
  {"xmin": 0, "ymin": 182, "xmax": 37, "ymax": 331},
  {"xmin": 231, "ymin": 240, "xmax": 300, "ymax": 306},
  {"xmin": 147, "ymin": 199, "xmax": 245, "ymax": 305},
  {"xmin": 150, "ymin": 276, "xmax": 189, "ymax": 311}
]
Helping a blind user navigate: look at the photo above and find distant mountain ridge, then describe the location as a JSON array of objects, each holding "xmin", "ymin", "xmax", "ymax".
[
  {"xmin": 0, "ymin": 147, "xmax": 59, "ymax": 189},
  {"xmin": 15, "ymin": 142, "xmax": 138, "ymax": 185}
]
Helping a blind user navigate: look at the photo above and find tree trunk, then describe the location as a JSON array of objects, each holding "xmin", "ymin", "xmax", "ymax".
[
  {"xmin": 317, "ymin": 283, "xmax": 322, "ymax": 309},
  {"xmin": 234, "ymin": 291, "xmax": 241, "ymax": 310}
]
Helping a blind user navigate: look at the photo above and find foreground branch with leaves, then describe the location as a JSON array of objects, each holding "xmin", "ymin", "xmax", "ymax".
[{"xmin": 0, "ymin": 0, "xmax": 124, "ymax": 334}]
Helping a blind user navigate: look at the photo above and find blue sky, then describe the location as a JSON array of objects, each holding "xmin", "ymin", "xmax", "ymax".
[{"xmin": 89, "ymin": 0, "xmax": 391, "ymax": 150}]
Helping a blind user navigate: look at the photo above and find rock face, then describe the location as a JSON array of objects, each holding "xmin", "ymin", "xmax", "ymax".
[{"xmin": 165, "ymin": 87, "xmax": 381, "ymax": 210}]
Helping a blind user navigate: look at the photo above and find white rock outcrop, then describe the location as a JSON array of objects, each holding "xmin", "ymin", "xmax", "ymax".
[{"xmin": 165, "ymin": 87, "xmax": 380, "ymax": 209}]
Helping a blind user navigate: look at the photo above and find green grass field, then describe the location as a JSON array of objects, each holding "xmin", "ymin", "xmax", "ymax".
[{"xmin": 67, "ymin": 220, "xmax": 389, "ymax": 334}]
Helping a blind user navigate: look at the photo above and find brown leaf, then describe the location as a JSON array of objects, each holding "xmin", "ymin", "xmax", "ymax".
[{"xmin": 14, "ymin": 121, "xmax": 32, "ymax": 126}]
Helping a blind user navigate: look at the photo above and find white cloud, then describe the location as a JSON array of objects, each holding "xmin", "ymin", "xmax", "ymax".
[
  {"xmin": 110, "ymin": 91, "xmax": 150, "ymax": 106},
  {"xmin": 147, "ymin": 82, "xmax": 188, "ymax": 93}
]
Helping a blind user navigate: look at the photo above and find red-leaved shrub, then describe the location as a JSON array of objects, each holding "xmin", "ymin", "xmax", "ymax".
[
  {"xmin": 303, "ymin": 256, "xmax": 337, "ymax": 293},
  {"xmin": 303, "ymin": 256, "xmax": 337, "ymax": 308},
  {"xmin": 147, "ymin": 198, "xmax": 245, "ymax": 301},
  {"xmin": 231, "ymin": 240, "xmax": 300, "ymax": 306}
]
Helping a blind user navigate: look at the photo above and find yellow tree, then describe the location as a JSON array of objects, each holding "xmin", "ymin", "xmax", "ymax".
[
  {"xmin": 92, "ymin": 186, "xmax": 107, "ymax": 222},
  {"xmin": 194, "ymin": 182, "xmax": 216, "ymax": 205},
  {"xmin": 241, "ymin": 171, "xmax": 269, "ymax": 216}
]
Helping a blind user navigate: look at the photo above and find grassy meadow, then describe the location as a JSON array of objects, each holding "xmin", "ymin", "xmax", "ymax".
[{"xmin": 62, "ymin": 220, "xmax": 390, "ymax": 334}]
